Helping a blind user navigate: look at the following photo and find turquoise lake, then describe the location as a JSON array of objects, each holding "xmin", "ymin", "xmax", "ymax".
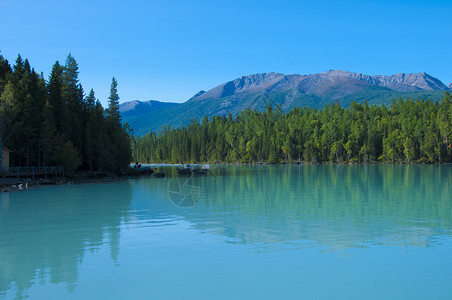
[{"xmin": 1, "ymin": 165, "xmax": 452, "ymax": 299}]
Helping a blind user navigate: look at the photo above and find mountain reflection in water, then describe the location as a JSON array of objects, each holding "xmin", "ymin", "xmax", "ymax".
[{"xmin": 1, "ymin": 165, "xmax": 451, "ymax": 299}]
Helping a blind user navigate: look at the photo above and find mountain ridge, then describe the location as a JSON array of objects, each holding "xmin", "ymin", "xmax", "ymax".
[
  {"xmin": 119, "ymin": 100, "xmax": 179, "ymax": 118},
  {"xmin": 121, "ymin": 70, "xmax": 449, "ymax": 135},
  {"xmin": 189, "ymin": 70, "xmax": 448, "ymax": 103}
]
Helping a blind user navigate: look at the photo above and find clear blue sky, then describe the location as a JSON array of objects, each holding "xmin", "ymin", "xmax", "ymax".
[{"xmin": 1, "ymin": 0, "xmax": 451, "ymax": 107}]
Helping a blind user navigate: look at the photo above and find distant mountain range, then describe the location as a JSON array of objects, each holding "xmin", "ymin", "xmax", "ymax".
[
  {"xmin": 120, "ymin": 70, "xmax": 451, "ymax": 135},
  {"xmin": 119, "ymin": 100, "xmax": 178, "ymax": 118}
]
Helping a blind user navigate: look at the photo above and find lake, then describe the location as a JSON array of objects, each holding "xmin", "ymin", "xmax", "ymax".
[{"xmin": 1, "ymin": 165, "xmax": 452, "ymax": 299}]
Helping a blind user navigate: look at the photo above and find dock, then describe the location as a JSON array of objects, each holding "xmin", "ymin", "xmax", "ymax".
[{"xmin": 0, "ymin": 166, "xmax": 62, "ymax": 179}]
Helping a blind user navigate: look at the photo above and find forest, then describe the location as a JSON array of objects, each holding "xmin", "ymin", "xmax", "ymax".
[
  {"xmin": 2, "ymin": 53, "xmax": 452, "ymax": 168},
  {"xmin": 132, "ymin": 92, "xmax": 452, "ymax": 164},
  {"xmin": 0, "ymin": 54, "xmax": 131, "ymax": 174}
]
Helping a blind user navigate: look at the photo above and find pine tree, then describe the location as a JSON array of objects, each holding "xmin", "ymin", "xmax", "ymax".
[
  {"xmin": 85, "ymin": 89, "xmax": 98, "ymax": 170},
  {"xmin": 132, "ymin": 93, "xmax": 452, "ymax": 165},
  {"xmin": 1, "ymin": 82, "xmax": 16, "ymax": 167},
  {"xmin": 47, "ymin": 61, "xmax": 65, "ymax": 132},
  {"xmin": 62, "ymin": 54, "xmax": 84, "ymax": 156},
  {"xmin": 0, "ymin": 55, "xmax": 12, "ymax": 92},
  {"xmin": 40, "ymin": 103, "xmax": 59, "ymax": 166},
  {"xmin": 106, "ymin": 77, "xmax": 120, "ymax": 126},
  {"xmin": 0, "ymin": 53, "xmax": 132, "ymax": 173},
  {"xmin": 105, "ymin": 77, "xmax": 132, "ymax": 172}
]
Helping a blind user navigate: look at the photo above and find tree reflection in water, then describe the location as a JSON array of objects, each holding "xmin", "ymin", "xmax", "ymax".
[
  {"xmin": 1, "ymin": 165, "xmax": 451, "ymax": 299},
  {"xmin": 0, "ymin": 182, "xmax": 133, "ymax": 299}
]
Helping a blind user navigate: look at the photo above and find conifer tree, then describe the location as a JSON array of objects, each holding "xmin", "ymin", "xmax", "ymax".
[
  {"xmin": 0, "ymin": 53, "xmax": 132, "ymax": 173},
  {"xmin": 0, "ymin": 82, "xmax": 16, "ymax": 167},
  {"xmin": 62, "ymin": 54, "xmax": 85, "ymax": 156},
  {"xmin": 107, "ymin": 77, "xmax": 120, "ymax": 126},
  {"xmin": 0, "ymin": 55, "xmax": 12, "ymax": 92},
  {"xmin": 40, "ymin": 102, "xmax": 59, "ymax": 167},
  {"xmin": 85, "ymin": 89, "xmax": 98, "ymax": 170},
  {"xmin": 105, "ymin": 77, "xmax": 132, "ymax": 172},
  {"xmin": 47, "ymin": 61, "xmax": 65, "ymax": 132},
  {"xmin": 132, "ymin": 92, "xmax": 452, "ymax": 165}
]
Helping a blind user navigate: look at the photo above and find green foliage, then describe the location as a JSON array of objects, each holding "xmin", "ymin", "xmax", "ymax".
[
  {"xmin": 56, "ymin": 141, "xmax": 81, "ymax": 175},
  {"xmin": 0, "ymin": 54, "xmax": 132, "ymax": 174},
  {"xmin": 132, "ymin": 94, "xmax": 452, "ymax": 164},
  {"xmin": 1, "ymin": 82, "xmax": 17, "ymax": 142},
  {"xmin": 107, "ymin": 77, "xmax": 120, "ymax": 125},
  {"xmin": 123, "ymin": 86, "xmax": 444, "ymax": 136}
]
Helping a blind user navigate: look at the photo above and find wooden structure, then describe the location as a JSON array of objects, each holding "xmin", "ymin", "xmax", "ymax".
[
  {"xmin": 1, "ymin": 148, "xmax": 11, "ymax": 169},
  {"xmin": 0, "ymin": 166, "xmax": 62, "ymax": 179}
]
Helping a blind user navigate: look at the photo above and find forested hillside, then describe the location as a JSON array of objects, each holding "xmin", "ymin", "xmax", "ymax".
[
  {"xmin": 132, "ymin": 93, "xmax": 452, "ymax": 164},
  {"xmin": 0, "ymin": 54, "xmax": 131, "ymax": 173},
  {"xmin": 122, "ymin": 71, "xmax": 448, "ymax": 135}
]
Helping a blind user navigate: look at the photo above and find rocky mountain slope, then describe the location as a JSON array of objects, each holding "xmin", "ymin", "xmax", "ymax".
[
  {"xmin": 119, "ymin": 100, "xmax": 179, "ymax": 118},
  {"xmin": 191, "ymin": 70, "xmax": 448, "ymax": 102},
  {"xmin": 121, "ymin": 71, "xmax": 449, "ymax": 135}
]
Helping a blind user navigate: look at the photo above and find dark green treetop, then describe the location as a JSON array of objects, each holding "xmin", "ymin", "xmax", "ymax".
[{"xmin": 107, "ymin": 77, "xmax": 120, "ymax": 125}]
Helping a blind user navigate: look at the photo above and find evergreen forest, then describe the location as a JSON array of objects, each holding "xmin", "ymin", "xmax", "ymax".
[
  {"xmin": 132, "ymin": 93, "xmax": 452, "ymax": 164},
  {"xmin": 2, "ymin": 53, "xmax": 452, "ymax": 169},
  {"xmin": 0, "ymin": 54, "xmax": 131, "ymax": 174}
]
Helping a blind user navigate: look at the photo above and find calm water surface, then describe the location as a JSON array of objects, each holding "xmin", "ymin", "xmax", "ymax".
[{"xmin": 1, "ymin": 165, "xmax": 451, "ymax": 299}]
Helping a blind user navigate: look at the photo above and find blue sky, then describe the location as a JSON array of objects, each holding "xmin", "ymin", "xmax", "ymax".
[{"xmin": 2, "ymin": 0, "xmax": 451, "ymax": 107}]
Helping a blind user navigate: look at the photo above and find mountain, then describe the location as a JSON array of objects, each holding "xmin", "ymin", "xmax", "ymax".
[
  {"xmin": 448, "ymin": 83, "xmax": 452, "ymax": 90},
  {"xmin": 121, "ymin": 71, "xmax": 448, "ymax": 135},
  {"xmin": 318, "ymin": 70, "xmax": 448, "ymax": 92},
  {"xmin": 119, "ymin": 100, "xmax": 179, "ymax": 118},
  {"xmin": 192, "ymin": 71, "xmax": 448, "ymax": 102}
]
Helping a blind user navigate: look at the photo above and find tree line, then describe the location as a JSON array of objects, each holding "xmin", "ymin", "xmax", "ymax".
[
  {"xmin": 0, "ymin": 53, "xmax": 131, "ymax": 174},
  {"xmin": 132, "ymin": 92, "xmax": 452, "ymax": 164}
]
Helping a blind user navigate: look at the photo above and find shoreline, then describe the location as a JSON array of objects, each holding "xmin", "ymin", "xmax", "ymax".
[
  {"xmin": 0, "ymin": 167, "xmax": 156, "ymax": 192},
  {"xmin": 142, "ymin": 161, "xmax": 443, "ymax": 166},
  {"xmin": 2, "ymin": 162, "xmax": 448, "ymax": 193}
]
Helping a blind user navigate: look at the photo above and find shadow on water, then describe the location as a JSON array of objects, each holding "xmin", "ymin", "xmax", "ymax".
[{"xmin": 0, "ymin": 182, "xmax": 133, "ymax": 299}]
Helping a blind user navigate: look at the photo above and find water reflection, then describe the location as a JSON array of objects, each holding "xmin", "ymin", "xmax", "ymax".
[
  {"xmin": 1, "ymin": 193, "xmax": 9, "ymax": 211},
  {"xmin": 135, "ymin": 165, "xmax": 452, "ymax": 250},
  {"xmin": 0, "ymin": 183, "xmax": 133, "ymax": 299},
  {"xmin": 0, "ymin": 165, "xmax": 451, "ymax": 298}
]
